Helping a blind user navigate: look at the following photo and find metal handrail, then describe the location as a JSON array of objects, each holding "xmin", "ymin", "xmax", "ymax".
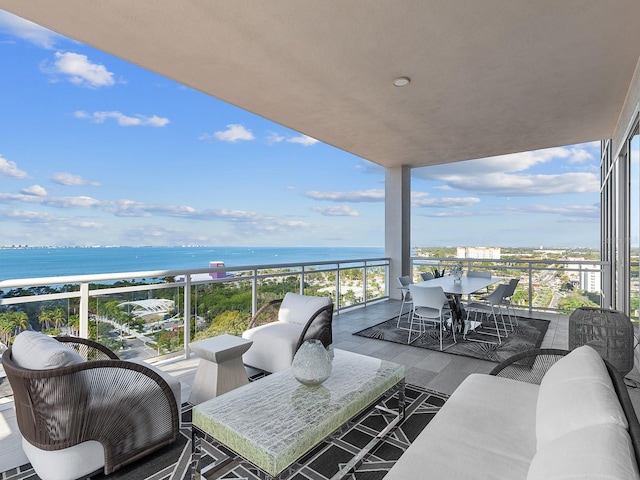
[
  {"xmin": 0, "ymin": 257, "xmax": 390, "ymax": 358},
  {"xmin": 411, "ymin": 256, "xmax": 612, "ymax": 317}
]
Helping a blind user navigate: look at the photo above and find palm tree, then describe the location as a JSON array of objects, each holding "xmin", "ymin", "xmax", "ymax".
[
  {"xmin": 11, "ymin": 311, "xmax": 28, "ymax": 337},
  {"xmin": 51, "ymin": 307, "xmax": 66, "ymax": 329},
  {"xmin": 68, "ymin": 314, "xmax": 80, "ymax": 336},
  {"xmin": 0, "ymin": 313, "xmax": 14, "ymax": 347},
  {"xmin": 0, "ymin": 311, "xmax": 28, "ymax": 346},
  {"xmin": 38, "ymin": 309, "xmax": 53, "ymax": 331}
]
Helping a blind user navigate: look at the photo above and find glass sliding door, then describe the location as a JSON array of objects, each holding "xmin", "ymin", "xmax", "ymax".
[
  {"xmin": 601, "ymin": 140, "xmax": 615, "ymax": 309},
  {"xmin": 602, "ymin": 114, "xmax": 640, "ymax": 317},
  {"xmin": 631, "ymin": 128, "xmax": 640, "ymax": 319}
]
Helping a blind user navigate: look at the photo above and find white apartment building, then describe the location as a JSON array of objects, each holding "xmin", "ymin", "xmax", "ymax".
[
  {"xmin": 580, "ymin": 264, "xmax": 602, "ymax": 294},
  {"xmin": 457, "ymin": 247, "xmax": 501, "ymax": 260}
]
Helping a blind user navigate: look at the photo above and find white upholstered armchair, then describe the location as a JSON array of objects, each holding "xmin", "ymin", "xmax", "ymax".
[{"xmin": 242, "ymin": 292, "xmax": 334, "ymax": 373}]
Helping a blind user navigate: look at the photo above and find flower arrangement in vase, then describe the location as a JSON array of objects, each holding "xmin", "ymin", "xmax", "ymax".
[
  {"xmin": 432, "ymin": 267, "xmax": 446, "ymax": 278},
  {"xmin": 451, "ymin": 262, "xmax": 464, "ymax": 283}
]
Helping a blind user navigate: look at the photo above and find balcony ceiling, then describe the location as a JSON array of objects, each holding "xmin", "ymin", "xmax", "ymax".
[{"xmin": 1, "ymin": 1, "xmax": 639, "ymax": 168}]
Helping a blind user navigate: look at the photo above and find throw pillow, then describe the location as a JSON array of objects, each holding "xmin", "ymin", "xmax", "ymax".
[{"xmin": 535, "ymin": 345, "xmax": 627, "ymax": 449}]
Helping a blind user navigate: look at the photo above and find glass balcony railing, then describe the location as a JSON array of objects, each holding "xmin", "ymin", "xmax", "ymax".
[
  {"xmin": 0, "ymin": 254, "xmax": 620, "ymax": 403},
  {"xmin": 0, "ymin": 257, "xmax": 390, "ymax": 364},
  {"xmin": 411, "ymin": 256, "xmax": 612, "ymax": 318}
]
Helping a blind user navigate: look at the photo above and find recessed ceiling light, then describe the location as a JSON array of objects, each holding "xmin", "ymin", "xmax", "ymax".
[{"xmin": 393, "ymin": 76, "xmax": 410, "ymax": 87}]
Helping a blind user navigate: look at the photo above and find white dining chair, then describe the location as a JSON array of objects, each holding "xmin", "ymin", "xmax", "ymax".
[
  {"xmin": 420, "ymin": 271, "xmax": 434, "ymax": 281},
  {"xmin": 467, "ymin": 270, "xmax": 491, "ymax": 279},
  {"xmin": 464, "ymin": 283, "xmax": 509, "ymax": 345},
  {"xmin": 407, "ymin": 284, "xmax": 455, "ymax": 350},
  {"xmin": 466, "ymin": 270, "xmax": 492, "ymax": 301},
  {"xmin": 396, "ymin": 276, "xmax": 414, "ymax": 328},
  {"xmin": 500, "ymin": 278, "xmax": 520, "ymax": 330}
]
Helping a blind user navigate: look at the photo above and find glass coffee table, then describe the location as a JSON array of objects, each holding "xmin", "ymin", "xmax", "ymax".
[{"xmin": 191, "ymin": 349, "xmax": 405, "ymax": 479}]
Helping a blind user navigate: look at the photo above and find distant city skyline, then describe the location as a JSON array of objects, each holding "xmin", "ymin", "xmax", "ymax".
[{"xmin": 0, "ymin": 10, "xmax": 602, "ymax": 249}]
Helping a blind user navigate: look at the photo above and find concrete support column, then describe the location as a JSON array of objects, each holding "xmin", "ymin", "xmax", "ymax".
[{"xmin": 385, "ymin": 165, "xmax": 411, "ymax": 300}]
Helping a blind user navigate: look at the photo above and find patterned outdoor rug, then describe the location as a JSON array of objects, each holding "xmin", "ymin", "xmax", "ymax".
[
  {"xmin": 3, "ymin": 385, "xmax": 447, "ymax": 480},
  {"xmin": 354, "ymin": 313, "xmax": 549, "ymax": 364}
]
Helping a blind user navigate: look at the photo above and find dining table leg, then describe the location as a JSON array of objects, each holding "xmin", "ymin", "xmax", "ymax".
[{"xmin": 447, "ymin": 294, "xmax": 465, "ymax": 333}]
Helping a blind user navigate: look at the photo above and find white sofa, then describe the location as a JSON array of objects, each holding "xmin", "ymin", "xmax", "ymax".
[{"xmin": 384, "ymin": 345, "xmax": 640, "ymax": 480}]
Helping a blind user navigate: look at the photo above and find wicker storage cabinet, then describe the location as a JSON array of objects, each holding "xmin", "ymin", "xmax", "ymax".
[{"xmin": 569, "ymin": 307, "xmax": 634, "ymax": 376}]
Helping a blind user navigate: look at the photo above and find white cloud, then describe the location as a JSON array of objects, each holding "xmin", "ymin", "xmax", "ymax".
[
  {"xmin": 444, "ymin": 172, "xmax": 599, "ymax": 196},
  {"xmin": 0, "ymin": 193, "xmax": 99, "ymax": 210},
  {"xmin": 287, "ymin": 134, "xmax": 319, "ymax": 146},
  {"xmin": 418, "ymin": 210, "xmax": 475, "ymax": 218},
  {"xmin": 304, "ymin": 189, "xmax": 385, "ymax": 202},
  {"xmin": 266, "ymin": 131, "xmax": 285, "ymax": 144},
  {"xmin": 0, "ymin": 155, "xmax": 28, "ymax": 179},
  {"xmin": 44, "ymin": 195, "xmax": 102, "ymax": 208},
  {"xmin": 0, "ymin": 209, "xmax": 56, "ymax": 223},
  {"xmin": 74, "ymin": 110, "xmax": 169, "ymax": 127},
  {"xmin": 514, "ymin": 203, "xmax": 600, "ymax": 219},
  {"xmin": 43, "ymin": 52, "xmax": 115, "ymax": 88},
  {"xmin": 567, "ymin": 146, "xmax": 595, "ymax": 164},
  {"xmin": 412, "ymin": 196, "xmax": 481, "ymax": 208},
  {"xmin": 0, "ymin": 189, "xmax": 311, "ymax": 237},
  {"xmin": 0, "ymin": 209, "xmax": 102, "ymax": 229},
  {"xmin": 52, "ymin": 172, "xmax": 100, "ymax": 186},
  {"xmin": 420, "ymin": 147, "xmax": 571, "ymax": 177},
  {"xmin": 108, "ymin": 200, "xmax": 198, "ymax": 218},
  {"xmin": 0, "ymin": 11, "xmax": 61, "ymax": 49},
  {"xmin": 416, "ymin": 202, "xmax": 601, "ymax": 220},
  {"xmin": 414, "ymin": 145, "xmax": 599, "ymax": 196},
  {"xmin": 313, "ymin": 206, "xmax": 359, "ymax": 217},
  {"xmin": 200, "ymin": 124, "xmax": 255, "ymax": 143},
  {"xmin": 266, "ymin": 131, "xmax": 319, "ymax": 146},
  {"xmin": 21, "ymin": 185, "xmax": 47, "ymax": 196}
]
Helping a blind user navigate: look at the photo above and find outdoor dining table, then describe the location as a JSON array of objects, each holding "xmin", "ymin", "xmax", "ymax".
[{"xmin": 416, "ymin": 274, "xmax": 502, "ymax": 331}]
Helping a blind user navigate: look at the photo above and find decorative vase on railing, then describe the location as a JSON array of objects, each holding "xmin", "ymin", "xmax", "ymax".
[
  {"xmin": 292, "ymin": 339, "xmax": 332, "ymax": 386},
  {"xmin": 451, "ymin": 262, "xmax": 463, "ymax": 283}
]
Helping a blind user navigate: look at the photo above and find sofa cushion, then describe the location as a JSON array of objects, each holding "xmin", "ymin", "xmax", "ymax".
[
  {"xmin": 12, "ymin": 331, "xmax": 84, "ymax": 370},
  {"xmin": 242, "ymin": 321, "xmax": 303, "ymax": 372},
  {"xmin": 383, "ymin": 373, "xmax": 540, "ymax": 480},
  {"xmin": 22, "ymin": 438, "xmax": 104, "ymax": 480},
  {"xmin": 278, "ymin": 293, "xmax": 331, "ymax": 326},
  {"xmin": 536, "ymin": 345, "xmax": 627, "ymax": 449},
  {"xmin": 527, "ymin": 424, "xmax": 640, "ymax": 480}
]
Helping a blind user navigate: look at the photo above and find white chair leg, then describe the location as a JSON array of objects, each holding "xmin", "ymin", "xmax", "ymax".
[
  {"xmin": 464, "ymin": 305, "xmax": 502, "ymax": 345},
  {"xmin": 505, "ymin": 303, "xmax": 517, "ymax": 329},
  {"xmin": 407, "ymin": 309, "xmax": 422, "ymax": 344},
  {"xmin": 497, "ymin": 307, "xmax": 509, "ymax": 338},
  {"xmin": 489, "ymin": 306, "xmax": 503, "ymax": 345},
  {"xmin": 503, "ymin": 304, "xmax": 515, "ymax": 332},
  {"xmin": 397, "ymin": 298, "xmax": 406, "ymax": 327}
]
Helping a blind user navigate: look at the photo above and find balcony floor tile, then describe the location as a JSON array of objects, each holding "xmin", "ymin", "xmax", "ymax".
[{"xmin": 1, "ymin": 299, "xmax": 636, "ymax": 475}]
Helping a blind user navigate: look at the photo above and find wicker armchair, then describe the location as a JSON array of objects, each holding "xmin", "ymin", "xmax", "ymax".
[
  {"xmin": 242, "ymin": 293, "xmax": 334, "ymax": 373},
  {"xmin": 3, "ymin": 332, "xmax": 180, "ymax": 480}
]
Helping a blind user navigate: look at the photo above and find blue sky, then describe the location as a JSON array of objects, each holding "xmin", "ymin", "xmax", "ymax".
[{"xmin": 0, "ymin": 11, "xmax": 601, "ymax": 249}]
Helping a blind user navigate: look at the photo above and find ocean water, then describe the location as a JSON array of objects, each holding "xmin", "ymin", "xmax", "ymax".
[{"xmin": 0, "ymin": 246, "xmax": 385, "ymax": 280}]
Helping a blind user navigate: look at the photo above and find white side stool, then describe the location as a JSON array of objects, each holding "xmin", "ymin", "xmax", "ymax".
[{"xmin": 188, "ymin": 334, "xmax": 253, "ymax": 405}]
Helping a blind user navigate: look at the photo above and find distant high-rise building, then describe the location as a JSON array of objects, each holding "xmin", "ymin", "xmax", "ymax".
[
  {"xmin": 580, "ymin": 264, "xmax": 601, "ymax": 293},
  {"xmin": 456, "ymin": 247, "xmax": 501, "ymax": 259}
]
